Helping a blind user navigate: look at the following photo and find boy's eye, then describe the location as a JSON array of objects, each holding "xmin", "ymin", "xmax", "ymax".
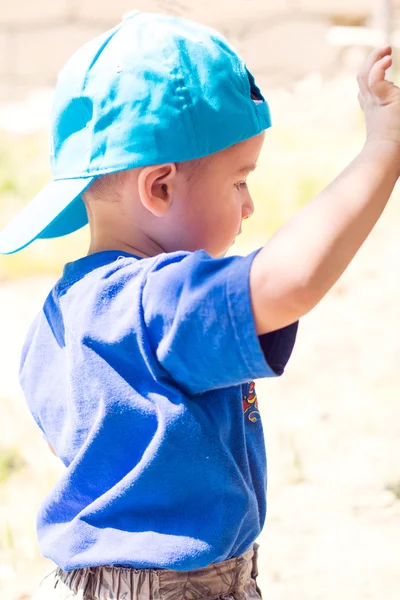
[{"xmin": 234, "ymin": 181, "xmax": 248, "ymax": 190}]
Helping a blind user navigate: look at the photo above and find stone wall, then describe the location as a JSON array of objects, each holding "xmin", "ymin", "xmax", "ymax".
[{"xmin": 0, "ymin": 0, "xmax": 399, "ymax": 100}]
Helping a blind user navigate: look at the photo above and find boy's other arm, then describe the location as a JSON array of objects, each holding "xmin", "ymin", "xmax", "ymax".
[{"xmin": 251, "ymin": 47, "xmax": 400, "ymax": 335}]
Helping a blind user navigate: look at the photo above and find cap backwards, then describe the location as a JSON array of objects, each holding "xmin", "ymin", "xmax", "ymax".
[{"xmin": 0, "ymin": 10, "xmax": 271, "ymax": 255}]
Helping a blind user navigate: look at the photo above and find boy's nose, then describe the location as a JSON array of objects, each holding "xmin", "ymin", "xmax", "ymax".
[{"xmin": 242, "ymin": 196, "xmax": 255, "ymax": 220}]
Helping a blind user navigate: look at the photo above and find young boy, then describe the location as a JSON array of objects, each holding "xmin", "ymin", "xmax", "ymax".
[{"xmin": 1, "ymin": 10, "xmax": 400, "ymax": 600}]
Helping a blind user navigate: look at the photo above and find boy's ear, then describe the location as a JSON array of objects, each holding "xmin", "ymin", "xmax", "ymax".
[{"xmin": 137, "ymin": 163, "xmax": 177, "ymax": 217}]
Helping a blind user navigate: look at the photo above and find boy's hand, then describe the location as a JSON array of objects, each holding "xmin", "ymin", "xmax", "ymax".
[{"xmin": 358, "ymin": 46, "xmax": 400, "ymax": 149}]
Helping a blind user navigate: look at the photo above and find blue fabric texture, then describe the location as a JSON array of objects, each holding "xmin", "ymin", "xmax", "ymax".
[
  {"xmin": 0, "ymin": 11, "xmax": 271, "ymax": 255},
  {"xmin": 20, "ymin": 250, "xmax": 297, "ymax": 571}
]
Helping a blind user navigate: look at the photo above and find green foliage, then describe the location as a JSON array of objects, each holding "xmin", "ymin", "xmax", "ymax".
[
  {"xmin": 0, "ymin": 131, "xmax": 50, "ymax": 207},
  {"xmin": 5, "ymin": 519, "xmax": 15, "ymax": 549},
  {"xmin": 0, "ymin": 178, "xmax": 18, "ymax": 195},
  {"xmin": 386, "ymin": 480, "xmax": 400, "ymax": 501},
  {"xmin": 0, "ymin": 446, "xmax": 25, "ymax": 484}
]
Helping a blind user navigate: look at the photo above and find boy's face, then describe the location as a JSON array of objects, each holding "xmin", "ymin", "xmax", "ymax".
[{"xmin": 167, "ymin": 132, "xmax": 265, "ymax": 257}]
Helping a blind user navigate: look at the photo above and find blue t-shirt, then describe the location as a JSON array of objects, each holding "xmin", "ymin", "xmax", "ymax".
[{"xmin": 19, "ymin": 249, "xmax": 298, "ymax": 572}]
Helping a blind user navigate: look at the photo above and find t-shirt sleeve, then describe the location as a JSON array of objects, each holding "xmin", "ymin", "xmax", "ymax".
[{"xmin": 142, "ymin": 249, "xmax": 298, "ymax": 395}]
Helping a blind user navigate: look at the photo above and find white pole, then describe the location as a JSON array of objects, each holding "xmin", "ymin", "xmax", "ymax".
[{"xmin": 374, "ymin": 0, "xmax": 394, "ymax": 69}]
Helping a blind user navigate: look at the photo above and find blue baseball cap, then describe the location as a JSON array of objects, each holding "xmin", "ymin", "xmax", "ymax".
[{"xmin": 0, "ymin": 10, "xmax": 271, "ymax": 255}]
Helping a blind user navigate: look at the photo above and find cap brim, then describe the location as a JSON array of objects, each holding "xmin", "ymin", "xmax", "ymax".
[{"xmin": 0, "ymin": 177, "xmax": 94, "ymax": 255}]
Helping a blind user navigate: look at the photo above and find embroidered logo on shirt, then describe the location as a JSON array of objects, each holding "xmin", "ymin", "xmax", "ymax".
[{"xmin": 242, "ymin": 381, "xmax": 260, "ymax": 422}]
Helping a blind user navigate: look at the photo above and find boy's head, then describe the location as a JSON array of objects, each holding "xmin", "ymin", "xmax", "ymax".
[
  {"xmin": 83, "ymin": 131, "xmax": 264, "ymax": 258},
  {"xmin": 0, "ymin": 11, "xmax": 270, "ymax": 257}
]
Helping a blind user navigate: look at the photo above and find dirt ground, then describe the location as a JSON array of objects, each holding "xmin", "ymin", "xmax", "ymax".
[{"xmin": 1, "ymin": 195, "xmax": 400, "ymax": 599}]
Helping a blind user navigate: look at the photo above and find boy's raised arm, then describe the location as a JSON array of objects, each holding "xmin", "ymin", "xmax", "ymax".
[{"xmin": 251, "ymin": 46, "xmax": 400, "ymax": 335}]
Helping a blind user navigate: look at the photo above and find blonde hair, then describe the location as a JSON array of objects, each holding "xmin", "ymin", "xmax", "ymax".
[
  {"xmin": 82, "ymin": 169, "xmax": 130, "ymax": 204},
  {"xmin": 82, "ymin": 158, "xmax": 201, "ymax": 204}
]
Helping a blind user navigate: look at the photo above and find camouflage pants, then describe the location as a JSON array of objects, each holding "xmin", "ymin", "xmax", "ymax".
[{"xmin": 32, "ymin": 544, "xmax": 262, "ymax": 600}]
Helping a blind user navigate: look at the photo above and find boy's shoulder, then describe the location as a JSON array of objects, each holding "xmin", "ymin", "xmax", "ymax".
[
  {"xmin": 52, "ymin": 247, "xmax": 242, "ymax": 305},
  {"xmin": 39, "ymin": 247, "xmax": 221, "ymax": 337},
  {"xmin": 57, "ymin": 249, "xmax": 205, "ymax": 287}
]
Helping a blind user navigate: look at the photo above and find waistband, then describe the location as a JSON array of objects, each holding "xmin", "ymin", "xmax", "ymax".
[{"xmin": 55, "ymin": 544, "xmax": 261, "ymax": 600}]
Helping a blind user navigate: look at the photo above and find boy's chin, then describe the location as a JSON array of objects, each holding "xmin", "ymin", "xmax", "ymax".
[
  {"xmin": 216, "ymin": 244, "xmax": 234, "ymax": 258},
  {"xmin": 203, "ymin": 239, "xmax": 236, "ymax": 258}
]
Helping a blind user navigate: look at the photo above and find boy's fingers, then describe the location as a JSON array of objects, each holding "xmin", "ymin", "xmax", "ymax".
[
  {"xmin": 363, "ymin": 45, "xmax": 392, "ymax": 76},
  {"xmin": 358, "ymin": 45, "xmax": 392, "ymax": 93},
  {"xmin": 368, "ymin": 55, "xmax": 393, "ymax": 97}
]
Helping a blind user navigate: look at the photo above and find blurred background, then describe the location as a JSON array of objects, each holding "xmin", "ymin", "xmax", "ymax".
[{"xmin": 1, "ymin": 1, "xmax": 400, "ymax": 599}]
